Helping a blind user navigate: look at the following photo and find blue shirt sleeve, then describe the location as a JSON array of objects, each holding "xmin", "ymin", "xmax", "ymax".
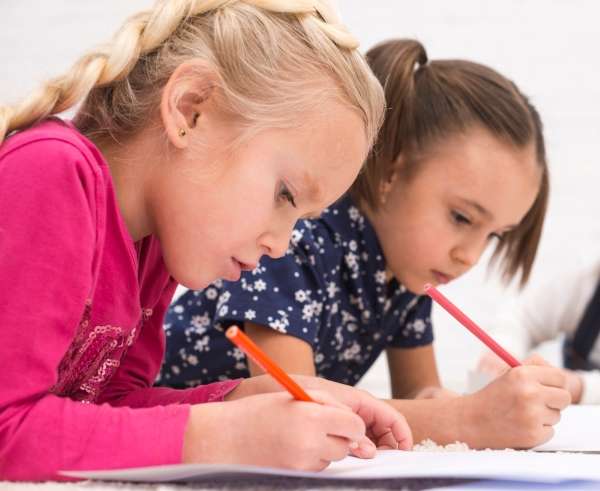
[{"xmin": 389, "ymin": 295, "xmax": 434, "ymax": 348}]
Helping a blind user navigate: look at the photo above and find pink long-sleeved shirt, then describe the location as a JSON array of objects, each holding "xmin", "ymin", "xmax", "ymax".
[{"xmin": 0, "ymin": 119, "xmax": 240, "ymax": 481}]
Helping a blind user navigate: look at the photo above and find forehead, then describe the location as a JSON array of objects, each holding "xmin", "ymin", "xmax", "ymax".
[
  {"xmin": 290, "ymin": 105, "xmax": 368, "ymax": 199},
  {"xmin": 418, "ymin": 128, "xmax": 542, "ymax": 222}
]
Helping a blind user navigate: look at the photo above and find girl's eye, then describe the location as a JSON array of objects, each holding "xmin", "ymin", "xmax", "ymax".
[
  {"xmin": 451, "ymin": 210, "xmax": 471, "ymax": 226},
  {"xmin": 278, "ymin": 183, "xmax": 296, "ymax": 208}
]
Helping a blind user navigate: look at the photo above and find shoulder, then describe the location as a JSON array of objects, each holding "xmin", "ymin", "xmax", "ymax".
[{"xmin": 0, "ymin": 118, "xmax": 107, "ymax": 191}]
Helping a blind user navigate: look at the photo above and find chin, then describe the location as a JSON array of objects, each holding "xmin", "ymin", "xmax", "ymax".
[
  {"xmin": 171, "ymin": 268, "xmax": 212, "ymax": 291},
  {"xmin": 398, "ymin": 275, "xmax": 425, "ymax": 295}
]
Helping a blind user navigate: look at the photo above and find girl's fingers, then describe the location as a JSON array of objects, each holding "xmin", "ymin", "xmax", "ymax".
[
  {"xmin": 541, "ymin": 407, "xmax": 562, "ymax": 426},
  {"xmin": 536, "ymin": 426, "xmax": 555, "ymax": 446},
  {"xmin": 354, "ymin": 397, "xmax": 413, "ymax": 450},
  {"xmin": 321, "ymin": 434, "xmax": 361, "ymax": 462},
  {"xmin": 349, "ymin": 436, "xmax": 377, "ymax": 459},
  {"xmin": 542, "ymin": 386, "xmax": 572, "ymax": 410},
  {"xmin": 512, "ymin": 364, "xmax": 568, "ymax": 390},
  {"xmin": 306, "ymin": 391, "xmax": 366, "ymax": 443},
  {"xmin": 533, "ymin": 367, "xmax": 569, "ymax": 390}
]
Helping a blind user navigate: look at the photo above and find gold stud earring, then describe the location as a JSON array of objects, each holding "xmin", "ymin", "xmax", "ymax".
[{"xmin": 178, "ymin": 128, "xmax": 186, "ymax": 137}]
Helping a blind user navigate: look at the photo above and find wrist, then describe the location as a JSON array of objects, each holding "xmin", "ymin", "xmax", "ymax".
[
  {"xmin": 454, "ymin": 394, "xmax": 483, "ymax": 448},
  {"xmin": 182, "ymin": 402, "xmax": 230, "ymax": 464}
]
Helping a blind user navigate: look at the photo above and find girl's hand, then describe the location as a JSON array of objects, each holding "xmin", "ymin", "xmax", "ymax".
[
  {"xmin": 291, "ymin": 375, "xmax": 413, "ymax": 452},
  {"xmin": 476, "ymin": 351, "xmax": 583, "ymax": 403},
  {"xmin": 225, "ymin": 374, "xmax": 413, "ymax": 452},
  {"xmin": 460, "ymin": 354, "xmax": 571, "ymax": 449},
  {"xmin": 183, "ymin": 390, "xmax": 368, "ymax": 471}
]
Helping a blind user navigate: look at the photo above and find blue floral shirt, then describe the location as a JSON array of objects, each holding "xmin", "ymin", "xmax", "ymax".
[{"xmin": 158, "ymin": 195, "xmax": 433, "ymax": 388}]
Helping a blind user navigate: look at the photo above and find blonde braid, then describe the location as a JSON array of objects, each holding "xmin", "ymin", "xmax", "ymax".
[{"xmin": 1, "ymin": 0, "xmax": 374, "ymax": 145}]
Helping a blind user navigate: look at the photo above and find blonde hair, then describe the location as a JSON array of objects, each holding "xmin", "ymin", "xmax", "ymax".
[{"xmin": 0, "ymin": 0, "xmax": 384, "ymax": 151}]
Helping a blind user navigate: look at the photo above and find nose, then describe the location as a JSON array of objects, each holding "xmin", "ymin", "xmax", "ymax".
[
  {"xmin": 450, "ymin": 238, "xmax": 487, "ymax": 269},
  {"xmin": 259, "ymin": 219, "xmax": 295, "ymax": 259}
]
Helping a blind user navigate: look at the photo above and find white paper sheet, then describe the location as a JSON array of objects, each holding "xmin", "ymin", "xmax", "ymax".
[
  {"xmin": 534, "ymin": 405, "xmax": 600, "ymax": 452},
  {"xmin": 61, "ymin": 406, "xmax": 600, "ymax": 483},
  {"xmin": 61, "ymin": 450, "xmax": 600, "ymax": 483}
]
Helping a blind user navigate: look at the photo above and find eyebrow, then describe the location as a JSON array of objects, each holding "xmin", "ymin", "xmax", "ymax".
[
  {"xmin": 458, "ymin": 197, "xmax": 519, "ymax": 232},
  {"xmin": 458, "ymin": 197, "xmax": 493, "ymax": 219}
]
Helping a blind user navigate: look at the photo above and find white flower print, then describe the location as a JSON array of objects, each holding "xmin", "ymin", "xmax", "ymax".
[
  {"xmin": 348, "ymin": 206, "xmax": 360, "ymax": 221},
  {"xmin": 374, "ymin": 270, "xmax": 387, "ymax": 284},
  {"xmin": 229, "ymin": 348, "xmax": 245, "ymax": 361},
  {"xmin": 191, "ymin": 313, "xmax": 210, "ymax": 329},
  {"xmin": 342, "ymin": 342, "xmax": 361, "ymax": 361},
  {"xmin": 254, "ymin": 279, "xmax": 267, "ymax": 292},
  {"xmin": 216, "ymin": 291, "xmax": 231, "ymax": 308},
  {"xmin": 172, "ymin": 305, "xmax": 184, "ymax": 314},
  {"xmin": 295, "ymin": 289, "xmax": 309, "ymax": 303},
  {"xmin": 240, "ymin": 278, "xmax": 253, "ymax": 292},
  {"xmin": 341, "ymin": 310, "xmax": 357, "ymax": 324},
  {"xmin": 302, "ymin": 303, "xmax": 314, "ymax": 321},
  {"xmin": 326, "ymin": 281, "xmax": 339, "ymax": 299},
  {"xmin": 244, "ymin": 309, "xmax": 256, "ymax": 320},
  {"xmin": 187, "ymin": 354, "xmax": 199, "ymax": 365},
  {"xmin": 411, "ymin": 319, "xmax": 427, "ymax": 334},
  {"xmin": 269, "ymin": 319, "xmax": 287, "ymax": 333},
  {"xmin": 205, "ymin": 287, "xmax": 218, "ymax": 300},
  {"xmin": 290, "ymin": 229, "xmax": 304, "ymax": 246},
  {"xmin": 311, "ymin": 300, "xmax": 323, "ymax": 317},
  {"xmin": 194, "ymin": 335, "xmax": 210, "ymax": 352}
]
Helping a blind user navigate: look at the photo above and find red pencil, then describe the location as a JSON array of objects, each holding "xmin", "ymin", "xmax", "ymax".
[
  {"xmin": 423, "ymin": 284, "xmax": 521, "ymax": 368},
  {"xmin": 225, "ymin": 325, "xmax": 314, "ymax": 402}
]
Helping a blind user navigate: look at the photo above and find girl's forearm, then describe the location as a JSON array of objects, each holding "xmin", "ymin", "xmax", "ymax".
[{"xmin": 386, "ymin": 397, "xmax": 466, "ymax": 446}]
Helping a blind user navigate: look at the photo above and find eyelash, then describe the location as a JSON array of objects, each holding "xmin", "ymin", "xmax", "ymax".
[
  {"xmin": 450, "ymin": 211, "xmax": 504, "ymax": 241},
  {"xmin": 278, "ymin": 182, "xmax": 297, "ymax": 208},
  {"xmin": 451, "ymin": 210, "xmax": 470, "ymax": 226}
]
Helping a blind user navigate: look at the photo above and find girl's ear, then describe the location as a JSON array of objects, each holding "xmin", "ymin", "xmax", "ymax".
[
  {"xmin": 160, "ymin": 59, "xmax": 217, "ymax": 149},
  {"xmin": 379, "ymin": 154, "xmax": 404, "ymax": 205}
]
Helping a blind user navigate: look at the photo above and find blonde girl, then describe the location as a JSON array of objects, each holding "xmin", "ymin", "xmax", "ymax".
[{"xmin": 0, "ymin": 1, "xmax": 412, "ymax": 481}]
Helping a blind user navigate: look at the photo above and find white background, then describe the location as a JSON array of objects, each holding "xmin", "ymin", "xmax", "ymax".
[{"xmin": 2, "ymin": 1, "xmax": 599, "ymax": 396}]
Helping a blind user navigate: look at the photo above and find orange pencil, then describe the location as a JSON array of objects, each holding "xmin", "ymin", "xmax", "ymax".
[{"xmin": 225, "ymin": 325, "xmax": 314, "ymax": 402}]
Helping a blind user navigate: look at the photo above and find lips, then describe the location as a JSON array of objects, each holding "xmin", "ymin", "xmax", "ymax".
[
  {"xmin": 225, "ymin": 257, "xmax": 257, "ymax": 280},
  {"xmin": 431, "ymin": 270, "xmax": 455, "ymax": 285},
  {"xmin": 223, "ymin": 258, "xmax": 242, "ymax": 282},
  {"xmin": 236, "ymin": 260, "xmax": 257, "ymax": 272}
]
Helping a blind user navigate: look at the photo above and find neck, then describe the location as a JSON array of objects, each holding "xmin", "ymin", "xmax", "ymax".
[{"xmin": 93, "ymin": 130, "xmax": 158, "ymax": 242}]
